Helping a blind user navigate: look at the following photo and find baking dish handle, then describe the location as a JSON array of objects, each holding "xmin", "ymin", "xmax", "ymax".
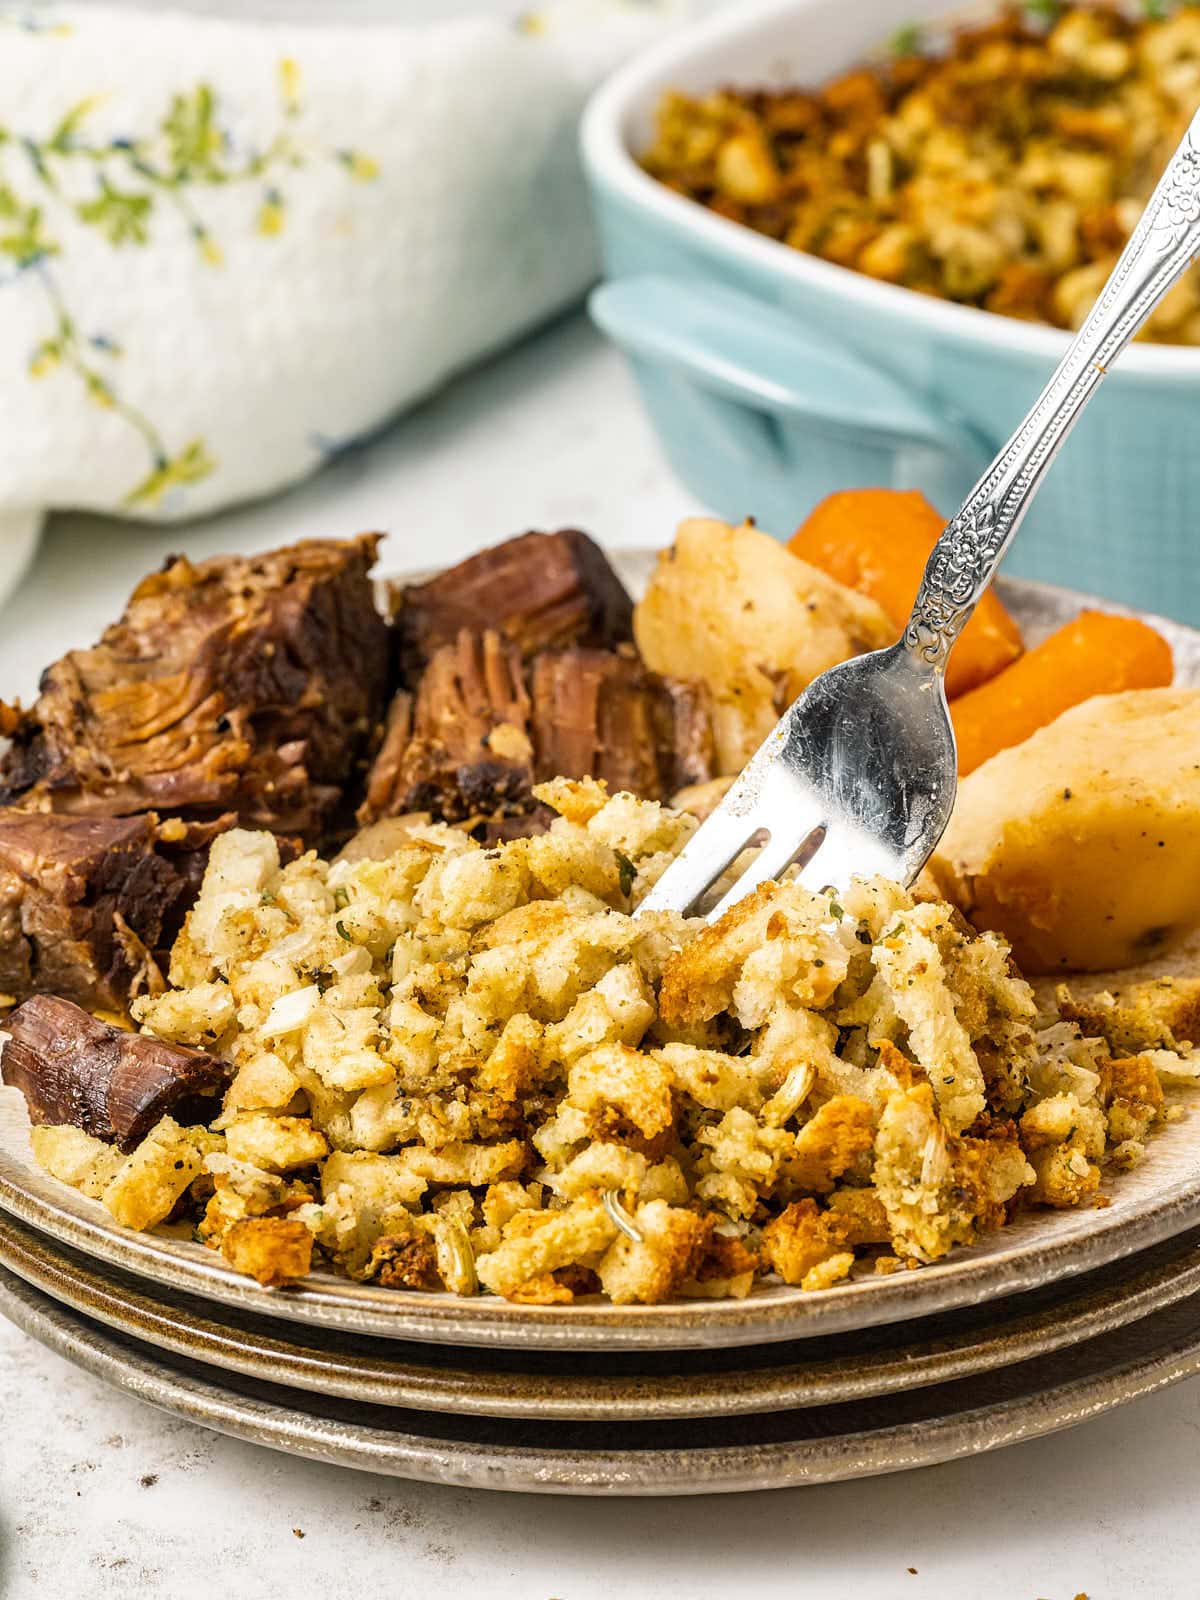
[{"xmin": 590, "ymin": 273, "xmax": 986, "ymax": 478}]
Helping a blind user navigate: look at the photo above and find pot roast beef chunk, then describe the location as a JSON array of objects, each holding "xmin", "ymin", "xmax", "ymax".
[
  {"xmin": 359, "ymin": 629, "xmax": 534, "ymax": 826},
  {"xmin": 2, "ymin": 994, "xmax": 228, "ymax": 1150},
  {"xmin": 0, "ymin": 535, "xmax": 390, "ymax": 843},
  {"xmin": 0, "ymin": 811, "xmax": 202, "ymax": 1012},
  {"xmin": 391, "ymin": 530, "xmax": 634, "ymax": 684},
  {"xmin": 531, "ymin": 649, "xmax": 715, "ymax": 800},
  {"xmin": 359, "ymin": 633, "xmax": 715, "ymax": 830}
]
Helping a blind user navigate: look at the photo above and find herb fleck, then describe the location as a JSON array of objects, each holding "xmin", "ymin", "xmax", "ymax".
[
  {"xmin": 614, "ymin": 851, "xmax": 637, "ymax": 897},
  {"xmin": 889, "ymin": 22, "xmax": 926, "ymax": 54}
]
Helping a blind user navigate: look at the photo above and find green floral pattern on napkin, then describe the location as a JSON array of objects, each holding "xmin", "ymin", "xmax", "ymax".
[{"xmin": 0, "ymin": 51, "xmax": 377, "ymax": 506}]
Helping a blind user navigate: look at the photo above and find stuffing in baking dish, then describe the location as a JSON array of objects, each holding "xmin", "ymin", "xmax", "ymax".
[{"xmin": 642, "ymin": 4, "xmax": 1200, "ymax": 341}]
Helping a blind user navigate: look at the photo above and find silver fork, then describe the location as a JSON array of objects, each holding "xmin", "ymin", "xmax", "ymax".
[{"xmin": 641, "ymin": 106, "xmax": 1200, "ymax": 924}]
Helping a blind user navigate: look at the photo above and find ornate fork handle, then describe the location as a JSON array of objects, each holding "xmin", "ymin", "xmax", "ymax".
[{"xmin": 905, "ymin": 108, "xmax": 1200, "ymax": 670}]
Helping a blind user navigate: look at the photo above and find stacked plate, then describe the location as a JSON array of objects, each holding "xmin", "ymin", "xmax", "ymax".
[
  {"xmin": 3, "ymin": 572, "xmax": 1200, "ymax": 1495},
  {"xmin": 6, "ymin": 1070, "xmax": 1200, "ymax": 1494}
]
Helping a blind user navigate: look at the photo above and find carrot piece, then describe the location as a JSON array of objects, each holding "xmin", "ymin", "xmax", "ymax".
[
  {"xmin": 789, "ymin": 489, "xmax": 1024, "ymax": 697},
  {"xmin": 951, "ymin": 609, "xmax": 1174, "ymax": 776}
]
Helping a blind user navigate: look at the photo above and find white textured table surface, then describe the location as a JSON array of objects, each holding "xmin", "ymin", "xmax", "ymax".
[{"xmin": 2, "ymin": 312, "xmax": 1199, "ymax": 1600}]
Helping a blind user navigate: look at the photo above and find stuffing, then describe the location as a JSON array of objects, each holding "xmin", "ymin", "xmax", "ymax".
[
  {"xmin": 29, "ymin": 1124, "xmax": 126, "ymax": 1200},
  {"xmin": 1058, "ymin": 974, "xmax": 1200, "ymax": 1056},
  {"xmin": 27, "ymin": 781, "xmax": 1197, "ymax": 1302},
  {"xmin": 220, "ymin": 1217, "xmax": 313, "ymax": 1287},
  {"xmin": 475, "ymin": 1193, "xmax": 618, "ymax": 1297},
  {"xmin": 641, "ymin": 7, "xmax": 1200, "ymax": 344},
  {"xmin": 596, "ymin": 1199, "xmax": 712, "ymax": 1305},
  {"xmin": 100, "ymin": 1115, "xmax": 222, "ymax": 1231}
]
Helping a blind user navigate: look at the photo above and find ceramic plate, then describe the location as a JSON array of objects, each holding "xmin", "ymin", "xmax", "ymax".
[
  {"xmin": 6, "ymin": 1259, "xmax": 1200, "ymax": 1494},
  {"xmin": 2, "ymin": 566, "xmax": 1200, "ymax": 1351},
  {"xmin": 4, "ymin": 1205, "xmax": 1200, "ymax": 1421}
]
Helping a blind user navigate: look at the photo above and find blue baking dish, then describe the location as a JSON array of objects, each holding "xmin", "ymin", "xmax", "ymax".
[{"xmin": 581, "ymin": 0, "xmax": 1200, "ymax": 621}]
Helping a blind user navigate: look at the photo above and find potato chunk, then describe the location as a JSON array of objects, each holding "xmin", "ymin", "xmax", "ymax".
[
  {"xmin": 933, "ymin": 690, "xmax": 1200, "ymax": 972},
  {"xmin": 634, "ymin": 518, "xmax": 892, "ymax": 772}
]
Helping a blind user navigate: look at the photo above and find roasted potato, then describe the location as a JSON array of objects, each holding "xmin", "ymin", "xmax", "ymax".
[
  {"xmin": 932, "ymin": 688, "xmax": 1200, "ymax": 973},
  {"xmin": 634, "ymin": 518, "xmax": 892, "ymax": 772}
]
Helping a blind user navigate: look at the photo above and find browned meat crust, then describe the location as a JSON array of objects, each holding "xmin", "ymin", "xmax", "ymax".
[
  {"xmin": 391, "ymin": 530, "xmax": 634, "ymax": 683},
  {"xmin": 2, "ymin": 993, "xmax": 228, "ymax": 1150},
  {"xmin": 0, "ymin": 535, "xmax": 390, "ymax": 843},
  {"xmin": 0, "ymin": 812, "xmax": 208, "ymax": 1011}
]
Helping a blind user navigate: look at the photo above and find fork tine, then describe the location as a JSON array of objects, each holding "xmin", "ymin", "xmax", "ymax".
[
  {"xmin": 635, "ymin": 802, "xmax": 761, "ymax": 916},
  {"xmin": 793, "ymin": 820, "xmax": 898, "ymax": 898},
  {"xmin": 703, "ymin": 823, "xmax": 824, "ymax": 924}
]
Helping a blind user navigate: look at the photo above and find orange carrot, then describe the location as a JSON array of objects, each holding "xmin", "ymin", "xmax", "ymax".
[
  {"xmin": 951, "ymin": 609, "xmax": 1174, "ymax": 776},
  {"xmin": 789, "ymin": 489, "xmax": 1024, "ymax": 698}
]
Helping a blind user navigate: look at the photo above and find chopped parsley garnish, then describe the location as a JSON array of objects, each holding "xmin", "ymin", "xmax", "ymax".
[
  {"xmin": 889, "ymin": 22, "xmax": 926, "ymax": 54},
  {"xmin": 335, "ymin": 919, "xmax": 351, "ymax": 941},
  {"xmin": 615, "ymin": 851, "xmax": 637, "ymax": 897}
]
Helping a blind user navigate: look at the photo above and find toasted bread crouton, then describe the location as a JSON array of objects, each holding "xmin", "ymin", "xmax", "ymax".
[
  {"xmin": 567, "ymin": 1045, "xmax": 675, "ymax": 1146},
  {"xmin": 102, "ymin": 1116, "xmax": 222, "ymax": 1230},
  {"xmin": 871, "ymin": 904, "xmax": 987, "ymax": 1132},
  {"xmin": 220, "ymin": 1216, "xmax": 313, "ymax": 1287},
  {"xmin": 394, "ymin": 1139, "xmax": 526, "ymax": 1188},
  {"xmin": 784, "ymin": 1096, "xmax": 876, "ymax": 1194},
  {"xmin": 825, "ymin": 1185, "xmax": 892, "ymax": 1244},
  {"xmin": 659, "ymin": 880, "xmax": 836, "ymax": 1028},
  {"xmin": 30, "ymin": 1125, "xmax": 126, "ymax": 1199},
  {"xmin": 223, "ymin": 1113, "xmax": 328, "ymax": 1173},
  {"xmin": 1020, "ymin": 1092, "xmax": 1106, "ymax": 1207},
  {"xmin": 1100, "ymin": 1055, "xmax": 1165, "ymax": 1144},
  {"xmin": 508, "ymin": 1272, "xmax": 577, "ymax": 1305},
  {"xmin": 874, "ymin": 1084, "xmax": 1032, "ymax": 1259},
  {"xmin": 596, "ymin": 1200, "xmax": 712, "ymax": 1305},
  {"xmin": 1058, "ymin": 976, "xmax": 1200, "ymax": 1055},
  {"xmin": 475, "ymin": 1193, "xmax": 618, "ymax": 1298},
  {"xmin": 761, "ymin": 1198, "xmax": 851, "ymax": 1286}
]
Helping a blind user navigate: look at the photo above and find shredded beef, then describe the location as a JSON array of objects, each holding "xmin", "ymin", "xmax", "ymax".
[
  {"xmin": 0, "ymin": 812, "xmax": 204, "ymax": 1011},
  {"xmin": 0, "ymin": 535, "xmax": 390, "ymax": 843},
  {"xmin": 2, "ymin": 993, "xmax": 228, "ymax": 1149},
  {"xmin": 360, "ymin": 632, "xmax": 715, "ymax": 831}
]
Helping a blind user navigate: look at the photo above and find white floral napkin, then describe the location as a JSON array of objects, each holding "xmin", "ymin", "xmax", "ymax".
[{"xmin": 0, "ymin": 0, "xmax": 693, "ymax": 596}]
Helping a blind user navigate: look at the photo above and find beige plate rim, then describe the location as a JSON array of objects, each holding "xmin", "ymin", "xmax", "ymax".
[
  {"xmin": 3, "ymin": 1205, "xmax": 1200, "ymax": 1420},
  {"xmin": 5, "ymin": 1261, "xmax": 1200, "ymax": 1495},
  {"xmin": 2, "ymin": 567, "xmax": 1200, "ymax": 1351}
]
